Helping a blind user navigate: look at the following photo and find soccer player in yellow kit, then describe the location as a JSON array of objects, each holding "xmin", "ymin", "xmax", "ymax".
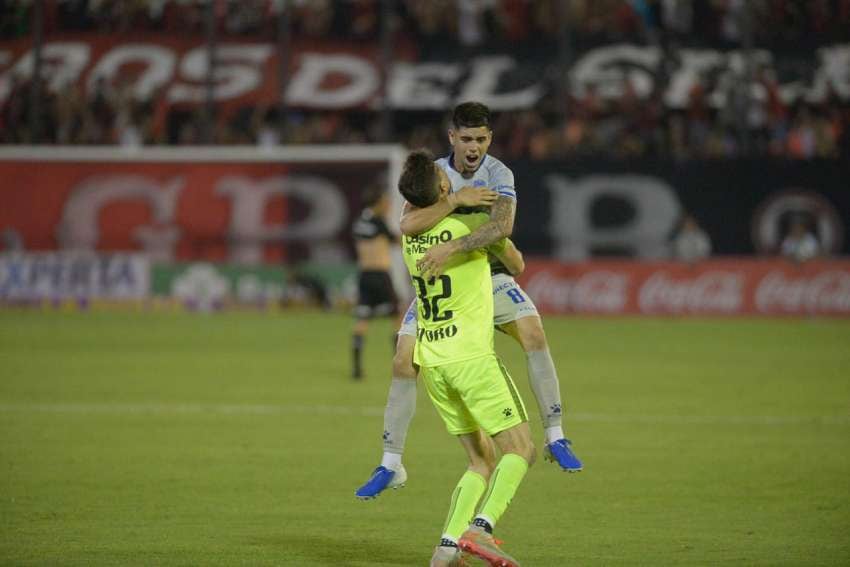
[
  {"xmin": 398, "ymin": 149, "xmax": 534, "ymax": 567},
  {"xmin": 355, "ymin": 102, "xmax": 580, "ymax": 504}
]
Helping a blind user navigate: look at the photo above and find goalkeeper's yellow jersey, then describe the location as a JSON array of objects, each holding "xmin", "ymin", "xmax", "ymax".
[{"xmin": 402, "ymin": 213, "xmax": 505, "ymax": 368}]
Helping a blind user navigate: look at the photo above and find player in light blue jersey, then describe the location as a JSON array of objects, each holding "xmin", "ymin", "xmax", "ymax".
[{"xmin": 356, "ymin": 102, "xmax": 582, "ymax": 502}]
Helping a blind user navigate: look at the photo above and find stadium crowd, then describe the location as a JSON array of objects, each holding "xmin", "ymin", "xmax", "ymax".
[
  {"xmin": 3, "ymin": 65, "xmax": 848, "ymax": 161},
  {"xmin": 4, "ymin": 0, "xmax": 850, "ymax": 47},
  {"xmin": 2, "ymin": 0, "xmax": 849, "ymax": 160}
]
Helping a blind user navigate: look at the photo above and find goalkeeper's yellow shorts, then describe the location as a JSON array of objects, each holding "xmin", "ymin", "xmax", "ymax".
[{"xmin": 421, "ymin": 354, "xmax": 528, "ymax": 436}]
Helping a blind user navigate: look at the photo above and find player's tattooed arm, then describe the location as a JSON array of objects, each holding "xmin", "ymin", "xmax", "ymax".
[
  {"xmin": 453, "ymin": 195, "xmax": 515, "ymax": 253},
  {"xmin": 417, "ymin": 195, "xmax": 515, "ymax": 278},
  {"xmin": 399, "ymin": 187, "xmax": 498, "ymax": 235}
]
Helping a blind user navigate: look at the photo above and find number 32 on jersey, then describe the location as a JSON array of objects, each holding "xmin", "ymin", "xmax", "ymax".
[{"xmin": 412, "ymin": 275, "xmax": 453, "ymax": 322}]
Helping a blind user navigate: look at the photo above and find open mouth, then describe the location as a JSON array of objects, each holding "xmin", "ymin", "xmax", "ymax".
[{"xmin": 464, "ymin": 154, "xmax": 479, "ymax": 168}]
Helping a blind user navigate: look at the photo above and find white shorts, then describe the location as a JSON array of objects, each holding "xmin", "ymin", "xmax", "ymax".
[{"xmin": 398, "ymin": 273, "xmax": 539, "ymax": 337}]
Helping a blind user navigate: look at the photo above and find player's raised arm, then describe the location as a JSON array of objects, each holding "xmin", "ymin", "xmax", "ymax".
[{"xmin": 399, "ymin": 186, "xmax": 498, "ymax": 236}]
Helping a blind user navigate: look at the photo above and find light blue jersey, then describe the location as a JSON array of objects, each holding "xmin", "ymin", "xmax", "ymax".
[{"xmin": 434, "ymin": 154, "xmax": 516, "ymax": 201}]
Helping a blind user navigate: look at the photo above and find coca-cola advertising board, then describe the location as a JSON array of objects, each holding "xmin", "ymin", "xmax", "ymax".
[{"xmin": 520, "ymin": 259, "xmax": 850, "ymax": 317}]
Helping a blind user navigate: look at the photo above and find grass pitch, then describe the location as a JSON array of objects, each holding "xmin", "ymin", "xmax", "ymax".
[{"xmin": 1, "ymin": 310, "xmax": 849, "ymax": 566}]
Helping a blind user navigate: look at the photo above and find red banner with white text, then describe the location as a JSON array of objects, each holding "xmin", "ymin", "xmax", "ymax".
[
  {"xmin": 2, "ymin": 35, "xmax": 848, "ymax": 113},
  {"xmin": 0, "ymin": 155, "xmax": 392, "ymax": 264},
  {"xmin": 519, "ymin": 259, "xmax": 850, "ymax": 317}
]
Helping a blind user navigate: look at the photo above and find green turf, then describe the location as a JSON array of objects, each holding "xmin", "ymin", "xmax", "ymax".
[{"xmin": 1, "ymin": 310, "xmax": 849, "ymax": 566}]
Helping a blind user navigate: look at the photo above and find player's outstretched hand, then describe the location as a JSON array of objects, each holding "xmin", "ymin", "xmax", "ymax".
[{"xmin": 451, "ymin": 186, "xmax": 498, "ymax": 208}]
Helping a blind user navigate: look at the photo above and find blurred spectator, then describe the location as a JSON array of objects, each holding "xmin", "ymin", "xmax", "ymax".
[
  {"xmin": 115, "ymin": 101, "xmax": 144, "ymax": 148},
  {"xmin": 672, "ymin": 214, "xmax": 712, "ymax": 263},
  {"xmin": 1, "ymin": 73, "xmax": 28, "ymax": 143},
  {"xmin": 222, "ymin": 0, "xmax": 266, "ymax": 35},
  {"xmin": 0, "ymin": 0, "xmax": 845, "ymax": 44},
  {"xmin": 660, "ymin": 0, "xmax": 693, "ymax": 37},
  {"xmin": 786, "ymin": 106, "xmax": 818, "ymax": 159},
  {"xmin": 54, "ymin": 83, "xmax": 85, "ymax": 144},
  {"xmin": 0, "ymin": 0, "xmax": 30, "ymax": 38},
  {"xmin": 87, "ymin": 77, "xmax": 115, "ymax": 142},
  {"xmin": 839, "ymin": 107, "xmax": 850, "ymax": 158},
  {"xmin": 398, "ymin": 0, "xmax": 458, "ymax": 57},
  {"xmin": 253, "ymin": 106, "xmax": 281, "ymax": 148},
  {"xmin": 349, "ymin": 0, "xmax": 381, "ymax": 40},
  {"xmin": 291, "ymin": 0, "xmax": 336, "ymax": 38},
  {"xmin": 457, "ymin": 0, "xmax": 495, "ymax": 47},
  {"xmin": 780, "ymin": 218, "xmax": 821, "ymax": 262}
]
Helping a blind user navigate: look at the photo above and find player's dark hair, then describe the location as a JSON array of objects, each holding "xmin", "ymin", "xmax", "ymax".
[
  {"xmin": 452, "ymin": 102, "xmax": 491, "ymax": 130},
  {"xmin": 398, "ymin": 149, "xmax": 439, "ymax": 208}
]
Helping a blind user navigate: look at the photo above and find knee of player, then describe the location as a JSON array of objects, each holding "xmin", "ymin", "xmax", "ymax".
[
  {"xmin": 467, "ymin": 460, "xmax": 493, "ymax": 481},
  {"xmin": 510, "ymin": 438, "xmax": 537, "ymax": 466},
  {"xmin": 391, "ymin": 352, "xmax": 416, "ymax": 379},
  {"xmin": 520, "ymin": 322, "xmax": 548, "ymax": 352}
]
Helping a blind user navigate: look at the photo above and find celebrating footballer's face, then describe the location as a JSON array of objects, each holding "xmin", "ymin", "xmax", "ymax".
[
  {"xmin": 449, "ymin": 126, "xmax": 492, "ymax": 174},
  {"xmin": 448, "ymin": 102, "xmax": 493, "ymax": 175}
]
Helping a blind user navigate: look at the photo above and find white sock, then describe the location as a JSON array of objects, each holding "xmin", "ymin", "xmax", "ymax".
[
  {"xmin": 383, "ymin": 377, "xmax": 417, "ymax": 453},
  {"xmin": 526, "ymin": 349, "xmax": 564, "ymax": 429},
  {"xmin": 545, "ymin": 425, "xmax": 565, "ymax": 444},
  {"xmin": 381, "ymin": 451, "xmax": 402, "ymax": 470}
]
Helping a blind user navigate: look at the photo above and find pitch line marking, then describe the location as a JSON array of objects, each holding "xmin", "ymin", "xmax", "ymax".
[{"xmin": 0, "ymin": 403, "xmax": 848, "ymax": 425}]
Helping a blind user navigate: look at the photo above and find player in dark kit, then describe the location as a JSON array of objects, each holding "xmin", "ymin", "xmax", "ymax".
[{"xmin": 351, "ymin": 185, "xmax": 398, "ymax": 379}]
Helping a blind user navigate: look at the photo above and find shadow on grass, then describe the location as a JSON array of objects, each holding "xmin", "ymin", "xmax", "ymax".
[{"xmin": 246, "ymin": 532, "xmax": 425, "ymax": 566}]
